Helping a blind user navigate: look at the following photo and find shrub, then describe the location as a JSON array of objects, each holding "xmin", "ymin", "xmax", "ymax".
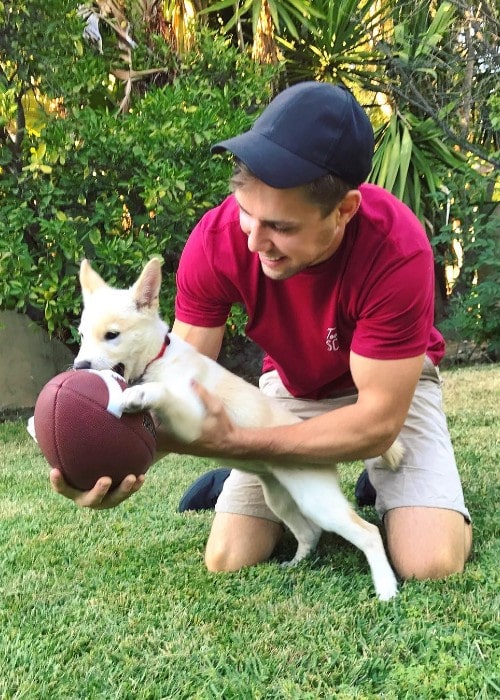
[
  {"xmin": 432, "ymin": 170, "xmax": 500, "ymax": 360},
  {"xmin": 437, "ymin": 205, "xmax": 500, "ymax": 360},
  {"xmin": 0, "ymin": 27, "xmax": 277, "ymax": 342}
]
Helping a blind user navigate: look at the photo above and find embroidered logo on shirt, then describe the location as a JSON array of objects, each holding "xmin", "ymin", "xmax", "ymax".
[{"xmin": 326, "ymin": 327, "xmax": 339, "ymax": 352}]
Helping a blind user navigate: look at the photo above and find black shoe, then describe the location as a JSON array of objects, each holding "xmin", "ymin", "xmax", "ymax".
[
  {"xmin": 178, "ymin": 468, "xmax": 231, "ymax": 512},
  {"xmin": 355, "ymin": 469, "xmax": 377, "ymax": 507}
]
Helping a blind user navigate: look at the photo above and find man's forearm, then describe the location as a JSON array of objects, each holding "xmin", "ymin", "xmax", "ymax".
[
  {"xmin": 222, "ymin": 403, "xmax": 397, "ymax": 466},
  {"xmin": 157, "ymin": 401, "xmax": 398, "ymax": 468}
]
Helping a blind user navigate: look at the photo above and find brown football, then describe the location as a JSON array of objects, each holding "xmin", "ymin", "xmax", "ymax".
[{"xmin": 34, "ymin": 370, "xmax": 156, "ymax": 490}]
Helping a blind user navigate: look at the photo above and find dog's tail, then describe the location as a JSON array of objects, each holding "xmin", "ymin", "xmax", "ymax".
[{"xmin": 381, "ymin": 439, "xmax": 404, "ymax": 471}]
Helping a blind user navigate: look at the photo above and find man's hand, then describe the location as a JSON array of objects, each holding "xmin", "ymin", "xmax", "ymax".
[
  {"xmin": 191, "ymin": 380, "xmax": 240, "ymax": 454},
  {"xmin": 151, "ymin": 382, "xmax": 240, "ymax": 459},
  {"xmin": 49, "ymin": 468, "xmax": 145, "ymax": 509}
]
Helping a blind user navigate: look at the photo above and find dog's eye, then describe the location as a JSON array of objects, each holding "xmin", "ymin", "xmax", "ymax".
[{"xmin": 104, "ymin": 331, "xmax": 120, "ymax": 341}]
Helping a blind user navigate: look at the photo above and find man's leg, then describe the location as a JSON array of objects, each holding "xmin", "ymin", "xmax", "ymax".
[
  {"xmin": 366, "ymin": 357, "xmax": 472, "ymax": 581},
  {"xmin": 206, "ymin": 468, "xmax": 284, "ymax": 571},
  {"xmin": 205, "ymin": 512, "xmax": 283, "ymax": 572},
  {"xmin": 385, "ymin": 507, "xmax": 472, "ymax": 580},
  {"xmin": 205, "ymin": 506, "xmax": 473, "ymax": 577},
  {"xmin": 204, "ymin": 363, "xmax": 472, "ymax": 579}
]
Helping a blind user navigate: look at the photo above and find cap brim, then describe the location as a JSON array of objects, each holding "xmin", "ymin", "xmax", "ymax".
[{"xmin": 211, "ymin": 132, "xmax": 329, "ymax": 189}]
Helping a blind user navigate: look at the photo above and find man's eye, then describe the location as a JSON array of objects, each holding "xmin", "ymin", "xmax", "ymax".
[{"xmin": 104, "ymin": 331, "xmax": 120, "ymax": 341}]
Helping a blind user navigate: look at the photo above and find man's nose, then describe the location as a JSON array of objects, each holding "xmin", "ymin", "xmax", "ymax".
[{"xmin": 246, "ymin": 222, "xmax": 271, "ymax": 253}]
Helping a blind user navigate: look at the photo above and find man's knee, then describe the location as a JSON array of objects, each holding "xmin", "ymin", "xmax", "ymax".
[
  {"xmin": 204, "ymin": 529, "xmax": 253, "ymax": 573},
  {"xmin": 204, "ymin": 541, "xmax": 239, "ymax": 573},
  {"xmin": 204, "ymin": 512, "xmax": 283, "ymax": 573},
  {"xmin": 391, "ymin": 546, "xmax": 467, "ymax": 581},
  {"xmin": 385, "ymin": 507, "xmax": 472, "ymax": 581}
]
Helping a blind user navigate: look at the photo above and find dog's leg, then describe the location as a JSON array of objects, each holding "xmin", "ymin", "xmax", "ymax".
[
  {"xmin": 271, "ymin": 468, "xmax": 398, "ymax": 601},
  {"xmin": 121, "ymin": 382, "xmax": 203, "ymax": 443},
  {"xmin": 121, "ymin": 382, "xmax": 166, "ymax": 413},
  {"xmin": 258, "ymin": 473, "xmax": 322, "ymax": 566}
]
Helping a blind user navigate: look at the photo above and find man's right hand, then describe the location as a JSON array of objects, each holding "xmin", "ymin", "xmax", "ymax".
[{"xmin": 49, "ymin": 468, "xmax": 145, "ymax": 509}]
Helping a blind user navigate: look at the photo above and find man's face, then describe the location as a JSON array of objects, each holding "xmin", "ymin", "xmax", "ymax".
[{"xmin": 234, "ymin": 180, "xmax": 351, "ymax": 281}]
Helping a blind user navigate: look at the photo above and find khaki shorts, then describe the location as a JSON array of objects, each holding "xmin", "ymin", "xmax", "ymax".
[{"xmin": 215, "ymin": 357, "xmax": 471, "ymax": 523}]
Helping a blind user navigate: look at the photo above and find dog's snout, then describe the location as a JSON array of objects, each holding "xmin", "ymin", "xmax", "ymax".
[{"xmin": 74, "ymin": 360, "xmax": 92, "ymax": 370}]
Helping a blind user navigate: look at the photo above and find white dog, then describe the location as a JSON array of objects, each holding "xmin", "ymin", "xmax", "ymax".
[{"xmin": 74, "ymin": 258, "xmax": 403, "ymax": 600}]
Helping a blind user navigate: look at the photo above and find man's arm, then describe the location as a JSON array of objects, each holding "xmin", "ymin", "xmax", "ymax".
[
  {"xmin": 185, "ymin": 352, "xmax": 426, "ymax": 465},
  {"xmin": 171, "ymin": 320, "xmax": 226, "ymax": 360}
]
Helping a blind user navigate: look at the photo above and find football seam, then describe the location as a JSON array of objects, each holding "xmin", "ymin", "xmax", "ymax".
[
  {"xmin": 52, "ymin": 381, "xmax": 66, "ymax": 472},
  {"xmin": 56, "ymin": 382, "xmax": 156, "ymax": 462},
  {"xmin": 126, "ymin": 413, "xmax": 157, "ymax": 459},
  {"xmin": 52, "ymin": 383, "xmax": 120, "ymax": 476}
]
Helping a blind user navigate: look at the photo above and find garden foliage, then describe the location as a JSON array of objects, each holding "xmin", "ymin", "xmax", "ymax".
[
  {"xmin": 1, "ymin": 0, "xmax": 498, "ymax": 357},
  {"xmin": 0, "ymin": 1, "xmax": 276, "ymax": 341}
]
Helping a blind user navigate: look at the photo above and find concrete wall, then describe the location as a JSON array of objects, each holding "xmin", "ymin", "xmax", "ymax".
[{"xmin": 0, "ymin": 311, "xmax": 75, "ymax": 411}]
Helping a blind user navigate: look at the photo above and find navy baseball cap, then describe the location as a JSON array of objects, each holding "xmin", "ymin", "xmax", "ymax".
[{"xmin": 212, "ymin": 81, "xmax": 374, "ymax": 188}]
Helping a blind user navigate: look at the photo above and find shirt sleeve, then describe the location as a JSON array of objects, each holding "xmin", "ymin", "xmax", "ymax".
[
  {"xmin": 174, "ymin": 215, "xmax": 235, "ymax": 327},
  {"xmin": 351, "ymin": 247, "xmax": 436, "ymax": 361}
]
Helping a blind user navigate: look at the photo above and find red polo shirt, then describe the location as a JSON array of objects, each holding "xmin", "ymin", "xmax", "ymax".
[{"xmin": 175, "ymin": 184, "xmax": 444, "ymax": 399}]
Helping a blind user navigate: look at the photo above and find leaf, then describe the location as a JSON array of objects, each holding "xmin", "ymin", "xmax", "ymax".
[
  {"xmin": 89, "ymin": 228, "xmax": 101, "ymax": 245},
  {"xmin": 372, "ymin": 125, "xmax": 392, "ymax": 187},
  {"xmin": 384, "ymin": 128, "xmax": 401, "ymax": 193},
  {"xmin": 36, "ymin": 142, "xmax": 47, "ymax": 160},
  {"xmin": 74, "ymin": 39, "xmax": 84, "ymax": 57},
  {"xmin": 411, "ymin": 144, "xmax": 440, "ymax": 196},
  {"xmin": 396, "ymin": 123, "xmax": 413, "ymax": 200}
]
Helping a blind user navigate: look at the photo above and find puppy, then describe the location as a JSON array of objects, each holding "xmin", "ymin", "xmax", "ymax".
[{"xmin": 74, "ymin": 258, "xmax": 403, "ymax": 600}]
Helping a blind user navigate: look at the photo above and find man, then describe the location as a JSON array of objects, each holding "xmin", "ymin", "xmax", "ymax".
[{"xmin": 52, "ymin": 82, "xmax": 471, "ymax": 580}]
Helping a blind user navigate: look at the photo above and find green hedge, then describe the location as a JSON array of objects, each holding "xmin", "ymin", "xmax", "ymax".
[{"xmin": 0, "ymin": 30, "xmax": 277, "ymax": 343}]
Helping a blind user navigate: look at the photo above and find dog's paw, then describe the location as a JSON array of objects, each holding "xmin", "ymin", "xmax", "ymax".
[
  {"xmin": 280, "ymin": 558, "xmax": 298, "ymax": 569},
  {"xmin": 121, "ymin": 385, "xmax": 154, "ymax": 413},
  {"xmin": 280, "ymin": 553, "xmax": 309, "ymax": 568},
  {"xmin": 381, "ymin": 439, "xmax": 405, "ymax": 471},
  {"xmin": 375, "ymin": 574, "xmax": 398, "ymax": 601}
]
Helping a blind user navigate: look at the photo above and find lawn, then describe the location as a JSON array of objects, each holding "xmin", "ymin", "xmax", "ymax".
[{"xmin": 0, "ymin": 364, "xmax": 498, "ymax": 699}]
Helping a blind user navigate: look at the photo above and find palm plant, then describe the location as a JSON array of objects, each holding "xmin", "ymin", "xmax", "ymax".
[
  {"xmin": 283, "ymin": 0, "xmax": 391, "ymax": 87},
  {"xmin": 199, "ymin": 0, "xmax": 323, "ymax": 63},
  {"xmin": 282, "ymin": 1, "xmax": 469, "ymax": 221},
  {"xmin": 370, "ymin": 110, "xmax": 468, "ymax": 227},
  {"xmin": 369, "ymin": 1, "xmax": 471, "ymax": 225}
]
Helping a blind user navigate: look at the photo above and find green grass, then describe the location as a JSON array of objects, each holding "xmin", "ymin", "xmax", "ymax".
[{"xmin": 1, "ymin": 365, "xmax": 499, "ymax": 699}]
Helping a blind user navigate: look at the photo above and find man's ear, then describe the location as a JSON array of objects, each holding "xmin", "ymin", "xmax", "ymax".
[{"xmin": 337, "ymin": 190, "xmax": 362, "ymax": 225}]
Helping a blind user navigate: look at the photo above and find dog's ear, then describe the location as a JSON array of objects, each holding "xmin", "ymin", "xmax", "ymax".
[
  {"xmin": 79, "ymin": 259, "xmax": 107, "ymax": 296},
  {"xmin": 133, "ymin": 258, "xmax": 162, "ymax": 310}
]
